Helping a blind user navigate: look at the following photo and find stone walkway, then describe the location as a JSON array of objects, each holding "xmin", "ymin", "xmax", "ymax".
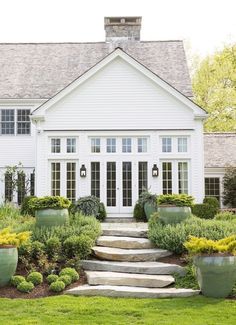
[{"xmin": 66, "ymin": 223, "xmax": 199, "ymax": 298}]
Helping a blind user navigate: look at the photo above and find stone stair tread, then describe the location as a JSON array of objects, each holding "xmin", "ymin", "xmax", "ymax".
[
  {"xmin": 66, "ymin": 285, "xmax": 200, "ymax": 298},
  {"xmin": 85, "ymin": 271, "xmax": 174, "ymax": 287},
  {"xmin": 81, "ymin": 260, "xmax": 185, "ymax": 275},
  {"xmin": 97, "ymin": 236, "xmax": 154, "ymax": 249},
  {"xmin": 101, "ymin": 223, "xmax": 148, "ymax": 238}
]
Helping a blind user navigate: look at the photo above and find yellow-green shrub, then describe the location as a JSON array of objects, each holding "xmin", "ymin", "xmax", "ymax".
[{"xmin": 0, "ymin": 228, "xmax": 31, "ymax": 247}]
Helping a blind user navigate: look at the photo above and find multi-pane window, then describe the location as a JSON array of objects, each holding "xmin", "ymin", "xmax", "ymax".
[
  {"xmin": 66, "ymin": 162, "xmax": 76, "ymax": 202},
  {"xmin": 17, "ymin": 109, "xmax": 31, "ymax": 135},
  {"xmin": 138, "ymin": 162, "xmax": 148, "ymax": 196},
  {"xmin": 17, "ymin": 172, "xmax": 26, "ymax": 205},
  {"xmin": 123, "ymin": 162, "xmax": 132, "ymax": 207},
  {"xmin": 51, "ymin": 139, "xmax": 61, "ymax": 153},
  {"xmin": 162, "ymin": 162, "xmax": 172, "ymax": 194},
  {"xmin": 178, "ymin": 138, "xmax": 188, "ymax": 152},
  {"xmin": 5, "ymin": 172, "xmax": 13, "ymax": 202},
  {"xmin": 67, "ymin": 138, "xmax": 76, "ymax": 153},
  {"xmin": 178, "ymin": 162, "xmax": 188, "ymax": 194},
  {"xmin": 107, "ymin": 138, "xmax": 116, "ymax": 153},
  {"xmin": 205, "ymin": 178, "xmax": 220, "ymax": 202},
  {"xmin": 122, "ymin": 138, "xmax": 132, "ymax": 153},
  {"xmin": 51, "ymin": 162, "xmax": 60, "ymax": 196},
  {"xmin": 138, "ymin": 138, "xmax": 147, "ymax": 153},
  {"xmin": 91, "ymin": 162, "xmax": 100, "ymax": 198},
  {"xmin": 162, "ymin": 138, "xmax": 172, "ymax": 152},
  {"xmin": 1, "ymin": 109, "xmax": 15, "ymax": 135},
  {"xmin": 91, "ymin": 138, "xmax": 100, "ymax": 153},
  {"xmin": 30, "ymin": 172, "xmax": 35, "ymax": 196},
  {"xmin": 107, "ymin": 162, "xmax": 116, "ymax": 206}
]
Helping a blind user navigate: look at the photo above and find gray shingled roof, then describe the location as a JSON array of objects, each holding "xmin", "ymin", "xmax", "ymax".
[
  {"xmin": 204, "ymin": 133, "xmax": 236, "ymax": 168},
  {"xmin": 0, "ymin": 41, "xmax": 192, "ymax": 99}
]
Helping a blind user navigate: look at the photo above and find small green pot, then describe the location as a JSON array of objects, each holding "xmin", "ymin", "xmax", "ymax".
[
  {"xmin": 35, "ymin": 208, "xmax": 69, "ymax": 227},
  {"xmin": 194, "ymin": 255, "xmax": 236, "ymax": 298},
  {"xmin": 158, "ymin": 206, "xmax": 191, "ymax": 225},
  {"xmin": 144, "ymin": 202, "xmax": 157, "ymax": 220},
  {"xmin": 0, "ymin": 246, "xmax": 18, "ymax": 287}
]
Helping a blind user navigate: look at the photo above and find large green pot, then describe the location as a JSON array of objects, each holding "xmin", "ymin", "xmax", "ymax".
[
  {"xmin": 35, "ymin": 208, "xmax": 69, "ymax": 227},
  {"xmin": 0, "ymin": 246, "xmax": 18, "ymax": 287},
  {"xmin": 194, "ymin": 256, "xmax": 236, "ymax": 298},
  {"xmin": 144, "ymin": 202, "xmax": 157, "ymax": 220},
  {"xmin": 158, "ymin": 206, "xmax": 191, "ymax": 225}
]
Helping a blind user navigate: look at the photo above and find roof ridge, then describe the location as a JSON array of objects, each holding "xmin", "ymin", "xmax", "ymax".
[{"xmin": 0, "ymin": 40, "xmax": 183, "ymax": 45}]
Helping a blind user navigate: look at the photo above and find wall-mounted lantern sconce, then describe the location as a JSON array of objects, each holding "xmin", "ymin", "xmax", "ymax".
[
  {"xmin": 80, "ymin": 164, "xmax": 87, "ymax": 177},
  {"xmin": 152, "ymin": 164, "xmax": 159, "ymax": 177}
]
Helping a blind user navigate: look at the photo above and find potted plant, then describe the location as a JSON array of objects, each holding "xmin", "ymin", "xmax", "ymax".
[
  {"xmin": 157, "ymin": 194, "xmax": 194, "ymax": 225},
  {"xmin": 184, "ymin": 235, "xmax": 236, "ymax": 298},
  {"xmin": 139, "ymin": 191, "xmax": 158, "ymax": 220},
  {"xmin": 29, "ymin": 196, "xmax": 71, "ymax": 227},
  {"xmin": 0, "ymin": 228, "xmax": 31, "ymax": 287}
]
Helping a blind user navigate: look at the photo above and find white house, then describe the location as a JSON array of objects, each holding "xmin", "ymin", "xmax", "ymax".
[{"xmin": 0, "ymin": 16, "xmax": 234, "ymax": 215}]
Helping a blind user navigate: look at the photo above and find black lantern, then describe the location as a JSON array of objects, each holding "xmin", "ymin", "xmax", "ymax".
[
  {"xmin": 152, "ymin": 164, "xmax": 159, "ymax": 177},
  {"xmin": 80, "ymin": 164, "xmax": 86, "ymax": 177}
]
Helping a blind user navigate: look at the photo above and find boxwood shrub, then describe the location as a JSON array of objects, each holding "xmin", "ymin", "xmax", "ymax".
[
  {"xmin": 133, "ymin": 201, "xmax": 146, "ymax": 222},
  {"xmin": 17, "ymin": 281, "xmax": 34, "ymax": 293},
  {"xmin": 191, "ymin": 203, "xmax": 217, "ymax": 219},
  {"xmin": 49, "ymin": 280, "xmax": 65, "ymax": 292}
]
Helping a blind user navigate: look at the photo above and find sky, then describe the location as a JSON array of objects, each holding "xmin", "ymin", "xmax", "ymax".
[{"xmin": 0, "ymin": 0, "xmax": 235, "ymax": 58}]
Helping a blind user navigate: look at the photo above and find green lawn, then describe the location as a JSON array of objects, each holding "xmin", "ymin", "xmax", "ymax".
[{"xmin": 0, "ymin": 296, "xmax": 236, "ymax": 325}]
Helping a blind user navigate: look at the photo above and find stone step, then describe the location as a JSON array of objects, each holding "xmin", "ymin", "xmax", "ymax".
[
  {"xmin": 101, "ymin": 223, "xmax": 148, "ymax": 238},
  {"xmin": 104, "ymin": 218, "xmax": 134, "ymax": 223},
  {"xmin": 92, "ymin": 246, "xmax": 172, "ymax": 262},
  {"xmin": 81, "ymin": 260, "xmax": 186, "ymax": 276},
  {"xmin": 66, "ymin": 285, "xmax": 200, "ymax": 298},
  {"xmin": 85, "ymin": 271, "xmax": 175, "ymax": 288},
  {"xmin": 97, "ymin": 236, "xmax": 154, "ymax": 249}
]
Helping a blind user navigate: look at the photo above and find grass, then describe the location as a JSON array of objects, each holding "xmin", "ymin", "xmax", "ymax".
[{"xmin": 0, "ymin": 296, "xmax": 236, "ymax": 325}]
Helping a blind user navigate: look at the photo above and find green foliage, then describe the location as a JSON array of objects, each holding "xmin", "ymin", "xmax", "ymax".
[
  {"xmin": 174, "ymin": 264, "xmax": 199, "ymax": 290},
  {"xmin": 184, "ymin": 235, "xmax": 236, "ymax": 255},
  {"xmin": 148, "ymin": 215, "xmax": 236, "ymax": 254},
  {"xmin": 20, "ymin": 196, "xmax": 37, "ymax": 216},
  {"xmin": 71, "ymin": 196, "xmax": 106, "ymax": 221},
  {"xmin": 59, "ymin": 268, "xmax": 79, "ymax": 282},
  {"xmin": 10, "ymin": 275, "xmax": 25, "ymax": 287},
  {"xmin": 0, "ymin": 228, "xmax": 31, "ymax": 247},
  {"xmin": 223, "ymin": 167, "xmax": 236, "ymax": 207},
  {"xmin": 63, "ymin": 235, "xmax": 93, "ymax": 259},
  {"xmin": 58, "ymin": 275, "xmax": 72, "ymax": 286},
  {"xmin": 192, "ymin": 44, "xmax": 236, "ymax": 131},
  {"xmin": 49, "ymin": 280, "xmax": 65, "ymax": 292},
  {"xmin": 17, "ymin": 281, "xmax": 34, "ymax": 293},
  {"xmin": 215, "ymin": 211, "xmax": 236, "ymax": 221},
  {"xmin": 158, "ymin": 194, "xmax": 194, "ymax": 207},
  {"xmin": 98, "ymin": 202, "xmax": 107, "ymax": 221},
  {"xmin": 139, "ymin": 191, "xmax": 158, "ymax": 206},
  {"xmin": 192, "ymin": 203, "xmax": 217, "ymax": 219},
  {"xmin": 203, "ymin": 197, "xmax": 220, "ymax": 209},
  {"xmin": 45, "ymin": 237, "xmax": 61, "ymax": 259},
  {"xmin": 133, "ymin": 201, "xmax": 146, "ymax": 221},
  {"xmin": 29, "ymin": 196, "xmax": 71, "ymax": 211},
  {"xmin": 27, "ymin": 272, "xmax": 43, "ymax": 285},
  {"xmin": 46, "ymin": 274, "xmax": 59, "ymax": 284}
]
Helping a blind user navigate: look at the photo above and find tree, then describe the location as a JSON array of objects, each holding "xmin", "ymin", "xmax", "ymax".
[
  {"xmin": 192, "ymin": 44, "xmax": 236, "ymax": 131},
  {"xmin": 222, "ymin": 166, "xmax": 236, "ymax": 208}
]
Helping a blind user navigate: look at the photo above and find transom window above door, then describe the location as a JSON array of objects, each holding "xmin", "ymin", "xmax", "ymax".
[
  {"xmin": 122, "ymin": 138, "xmax": 132, "ymax": 153},
  {"xmin": 91, "ymin": 138, "xmax": 101, "ymax": 153},
  {"xmin": 67, "ymin": 138, "xmax": 76, "ymax": 153},
  {"xmin": 106, "ymin": 138, "xmax": 116, "ymax": 153},
  {"xmin": 51, "ymin": 138, "xmax": 61, "ymax": 153},
  {"xmin": 137, "ymin": 138, "xmax": 147, "ymax": 153},
  {"xmin": 162, "ymin": 137, "xmax": 172, "ymax": 152}
]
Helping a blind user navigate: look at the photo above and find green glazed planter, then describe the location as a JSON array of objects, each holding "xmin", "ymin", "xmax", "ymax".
[
  {"xmin": 144, "ymin": 202, "xmax": 157, "ymax": 220},
  {"xmin": 0, "ymin": 246, "xmax": 18, "ymax": 287},
  {"xmin": 35, "ymin": 208, "xmax": 69, "ymax": 227},
  {"xmin": 158, "ymin": 206, "xmax": 191, "ymax": 225},
  {"xmin": 194, "ymin": 255, "xmax": 236, "ymax": 298}
]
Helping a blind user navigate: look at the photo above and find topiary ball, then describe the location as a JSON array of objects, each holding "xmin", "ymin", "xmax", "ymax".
[
  {"xmin": 46, "ymin": 274, "xmax": 59, "ymax": 284},
  {"xmin": 59, "ymin": 268, "xmax": 79, "ymax": 282},
  {"xmin": 17, "ymin": 281, "xmax": 34, "ymax": 293},
  {"xmin": 27, "ymin": 272, "xmax": 43, "ymax": 286},
  {"xmin": 49, "ymin": 280, "xmax": 65, "ymax": 292},
  {"xmin": 58, "ymin": 275, "xmax": 72, "ymax": 287},
  {"xmin": 10, "ymin": 275, "xmax": 25, "ymax": 287}
]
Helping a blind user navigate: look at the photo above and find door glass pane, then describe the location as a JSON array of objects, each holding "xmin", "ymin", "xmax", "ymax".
[
  {"xmin": 138, "ymin": 162, "xmax": 148, "ymax": 196},
  {"xmin": 91, "ymin": 162, "xmax": 100, "ymax": 198},
  {"xmin": 123, "ymin": 162, "xmax": 132, "ymax": 207},
  {"xmin": 107, "ymin": 162, "xmax": 116, "ymax": 206},
  {"xmin": 51, "ymin": 162, "xmax": 60, "ymax": 196},
  {"xmin": 178, "ymin": 162, "xmax": 188, "ymax": 194},
  {"xmin": 162, "ymin": 162, "xmax": 172, "ymax": 194},
  {"xmin": 67, "ymin": 162, "xmax": 76, "ymax": 202},
  {"xmin": 205, "ymin": 178, "xmax": 220, "ymax": 202}
]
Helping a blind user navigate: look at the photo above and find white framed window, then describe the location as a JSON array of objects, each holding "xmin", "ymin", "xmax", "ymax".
[
  {"xmin": 1, "ymin": 109, "xmax": 15, "ymax": 135},
  {"xmin": 162, "ymin": 137, "xmax": 172, "ymax": 152},
  {"xmin": 178, "ymin": 162, "xmax": 188, "ymax": 194},
  {"xmin": 91, "ymin": 138, "xmax": 100, "ymax": 153},
  {"xmin": 17, "ymin": 109, "xmax": 31, "ymax": 135},
  {"xmin": 205, "ymin": 177, "xmax": 220, "ymax": 202},
  {"xmin": 162, "ymin": 162, "xmax": 172, "ymax": 194},
  {"xmin": 122, "ymin": 138, "xmax": 132, "ymax": 153},
  {"xmin": 107, "ymin": 138, "xmax": 116, "ymax": 153},
  {"xmin": 51, "ymin": 162, "xmax": 61, "ymax": 196},
  {"xmin": 178, "ymin": 138, "xmax": 188, "ymax": 153},
  {"xmin": 67, "ymin": 138, "xmax": 76, "ymax": 153},
  {"xmin": 137, "ymin": 138, "xmax": 147, "ymax": 153},
  {"xmin": 51, "ymin": 138, "xmax": 61, "ymax": 153},
  {"xmin": 66, "ymin": 162, "xmax": 76, "ymax": 202}
]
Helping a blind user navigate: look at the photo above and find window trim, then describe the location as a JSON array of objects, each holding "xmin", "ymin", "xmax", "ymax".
[{"xmin": 0, "ymin": 108, "xmax": 31, "ymax": 136}]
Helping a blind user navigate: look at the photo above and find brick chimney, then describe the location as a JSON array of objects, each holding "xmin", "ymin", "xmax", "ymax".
[{"xmin": 104, "ymin": 16, "xmax": 142, "ymax": 42}]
